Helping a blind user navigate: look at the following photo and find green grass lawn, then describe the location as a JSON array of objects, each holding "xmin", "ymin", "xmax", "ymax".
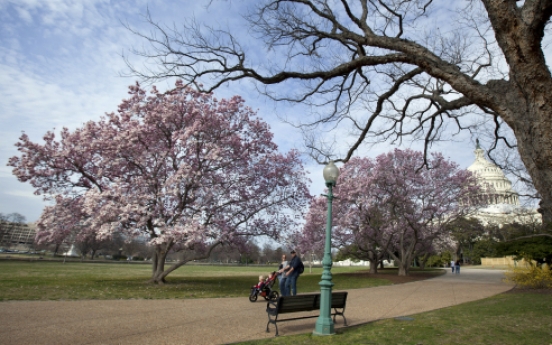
[
  {"xmin": 238, "ymin": 290, "xmax": 552, "ymax": 345},
  {"xmin": 0, "ymin": 260, "xmax": 423, "ymax": 300},
  {"xmin": 2, "ymin": 260, "xmax": 549, "ymax": 344}
]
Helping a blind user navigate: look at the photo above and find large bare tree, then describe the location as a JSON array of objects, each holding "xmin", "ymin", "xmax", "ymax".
[{"xmin": 125, "ymin": 0, "xmax": 552, "ymax": 222}]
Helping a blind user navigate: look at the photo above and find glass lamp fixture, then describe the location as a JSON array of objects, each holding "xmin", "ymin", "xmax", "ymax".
[{"xmin": 322, "ymin": 161, "xmax": 339, "ymax": 186}]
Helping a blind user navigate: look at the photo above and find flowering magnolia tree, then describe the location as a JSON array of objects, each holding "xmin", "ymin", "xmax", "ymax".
[
  {"xmin": 300, "ymin": 149, "xmax": 484, "ymax": 276},
  {"xmin": 9, "ymin": 82, "xmax": 311, "ymax": 283}
]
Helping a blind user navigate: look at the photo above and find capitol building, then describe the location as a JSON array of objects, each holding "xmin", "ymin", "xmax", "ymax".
[{"xmin": 466, "ymin": 142, "xmax": 541, "ymax": 226}]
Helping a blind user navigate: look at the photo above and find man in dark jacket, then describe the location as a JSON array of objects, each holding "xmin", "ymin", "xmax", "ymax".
[{"xmin": 284, "ymin": 250, "xmax": 302, "ymax": 296}]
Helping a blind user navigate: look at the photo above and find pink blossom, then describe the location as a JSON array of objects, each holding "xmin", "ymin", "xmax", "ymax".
[
  {"xmin": 9, "ymin": 82, "xmax": 311, "ymax": 283},
  {"xmin": 299, "ymin": 149, "xmax": 483, "ymax": 276}
]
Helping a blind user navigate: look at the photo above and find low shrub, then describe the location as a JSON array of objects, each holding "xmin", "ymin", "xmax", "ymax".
[
  {"xmin": 504, "ymin": 264, "xmax": 552, "ymax": 289},
  {"xmin": 112, "ymin": 254, "xmax": 127, "ymax": 261}
]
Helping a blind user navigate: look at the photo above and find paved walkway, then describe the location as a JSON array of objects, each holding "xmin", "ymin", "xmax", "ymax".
[{"xmin": 0, "ymin": 268, "xmax": 512, "ymax": 345}]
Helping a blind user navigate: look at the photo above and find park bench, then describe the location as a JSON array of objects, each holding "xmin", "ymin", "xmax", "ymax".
[{"xmin": 265, "ymin": 291, "xmax": 348, "ymax": 336}]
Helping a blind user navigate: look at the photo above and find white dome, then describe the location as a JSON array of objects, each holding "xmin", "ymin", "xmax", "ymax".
[
  {"xmin": 464, "ymin": 141, "xmax": 541, "ymax": 226},
  {"xmin": 467, "ymin": 144, "xmax": 519, "ymax": 205}
]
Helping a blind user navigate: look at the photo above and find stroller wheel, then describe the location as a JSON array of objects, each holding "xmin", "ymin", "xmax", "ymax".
[
  {"xmin": 269, "ymin": 291, "xmax": 279, "ymax": 301},
  {"xmin": 249, "ymin": 291, "xmax": 258, "ymax": 302}
]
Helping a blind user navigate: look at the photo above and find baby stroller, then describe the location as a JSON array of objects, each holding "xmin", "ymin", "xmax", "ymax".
[{"xmin": 249, "ymin": 271, "xmax": 279, "ymax": 302}]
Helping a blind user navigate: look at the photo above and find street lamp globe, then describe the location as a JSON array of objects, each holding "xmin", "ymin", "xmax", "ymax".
[{"xmin": 322, "ymin": 161, "xmax": 339, "ymax": 186}]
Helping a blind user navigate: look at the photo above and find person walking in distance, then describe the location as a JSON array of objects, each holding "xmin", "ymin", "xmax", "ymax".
[
  {"xmin": 455, "ymin": 260, "xmax": 461, "ymax": 274},
  {"xmin": 285, "ymin": 250, "xmax": 304, "ymax": 296},
  {"xmin": 277, "ymin": 254, "xmax": 289, "ymax": 296},
  {"xmin": 451, "ymin": 260, "xmax": 455, "ymax": 274}
]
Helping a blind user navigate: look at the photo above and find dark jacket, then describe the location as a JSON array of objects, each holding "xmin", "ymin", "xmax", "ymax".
[{"xmin": 289, "ymin": 256, "xmax": 302, "ymax": 275}]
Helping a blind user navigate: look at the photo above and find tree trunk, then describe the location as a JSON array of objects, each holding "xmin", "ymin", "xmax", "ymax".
[
  {"xmin": 499, "ymin": 73, "xmax": 552, "ymax": 225},
  {"xmin": 147, "ymin": 241, "xmax": 222, "ymax": 284},
  {"xmin": 516, "ymin": 122, "xmax": 552, "ymax": 224},
  {"xmin": 387, "ymin": 250, "xmax": 412, "ymax": 276},
  {"xmin": 418, "ymin": 253, "xmax": 429, "ymax": 270},
  {"xmin": 149, "ymin": 245, "xmax": 169, "ymax": 284},
  {"xmin": 368, "ymin": 250, "xmax": 378, "ymax": 274},
  {"xmin": 369, "ymin": 260, "xmax": 377, "ymax": 274},
  {"xmin": 418, "ymin": 259, "xmax": 426, "ymax": 270},
  {"xmin": 397, "ymin": 263, "xmax": 409, "ymax": 276},
  {"xmin": 482, "ymin": 1, "xmax": 552, "ymax": 224},
  {"xmin": 388, "ymin": 241, "xmax": 417, "ymax": 276}
]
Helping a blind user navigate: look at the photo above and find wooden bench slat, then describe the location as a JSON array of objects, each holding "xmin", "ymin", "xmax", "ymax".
[
  {"xmin": 266, "ymin": 292, "xmax": 348, "ymax": 336},
  {"xmin": 276, "ymin": 294, "xmax": 318, "ymax": 313}
]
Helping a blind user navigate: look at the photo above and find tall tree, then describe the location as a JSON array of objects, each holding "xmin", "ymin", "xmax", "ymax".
[
  {"xmin": 126, "ymin": 0, "xmax": 552, "ymax": 222},
  {"xmin": 300, "ymin": 150, "xmax": 483, "ymax": 275},
  {"xmin": 447, "ymin": 217, "xmax": 487, "ymax": 263},
  {"xmin": 9, "ymin": 82, "xmax": 311, "ymax": 283}
]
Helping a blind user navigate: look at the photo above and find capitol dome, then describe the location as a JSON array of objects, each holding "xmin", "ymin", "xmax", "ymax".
[
  {"xmin": 463, "ymin": 141, "xmax": 541, "ymax": 226},
  {"xmin": 467, "ymin": 141, "xmax": 519, "ymax": 206}
]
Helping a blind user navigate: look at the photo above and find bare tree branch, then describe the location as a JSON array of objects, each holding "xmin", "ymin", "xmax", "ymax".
[{"xmin": 125, "ymin": 0, "xmax": 552, "ymax": 221}]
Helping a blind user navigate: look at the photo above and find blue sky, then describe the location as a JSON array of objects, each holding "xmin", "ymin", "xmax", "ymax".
[{"xmin": 0, "ymin": 0, "xmax": 514, "ymax": 222}]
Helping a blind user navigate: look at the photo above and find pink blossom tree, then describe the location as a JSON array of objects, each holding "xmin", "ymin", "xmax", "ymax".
[
  {"xmin": 9, "ymin": 81, "xmax": 311, "ymax": 283},
  {"xmin": 300, "ymin": 149, "xmax": 483, "ymax": 276}
]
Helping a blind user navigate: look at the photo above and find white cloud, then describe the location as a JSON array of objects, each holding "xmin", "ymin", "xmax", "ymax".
[{"xmin": 14, "ymin": 6, "xmax": 33, "ymax": 23}]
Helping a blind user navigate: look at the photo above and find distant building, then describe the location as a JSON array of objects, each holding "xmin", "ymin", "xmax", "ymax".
[
  {"xmin": 466, "ymin": 142, "xmax": 541, "ymax": 226},
  {"xmin": 0, "ymin": 221, "xmax": 36, "ymax": 251}
]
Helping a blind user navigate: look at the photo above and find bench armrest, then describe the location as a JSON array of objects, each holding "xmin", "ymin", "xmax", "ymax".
[{"xmin": 266, "ymin": 298, "xmax": 279, "ymax": 316}]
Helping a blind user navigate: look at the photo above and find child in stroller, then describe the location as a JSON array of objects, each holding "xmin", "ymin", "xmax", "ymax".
[{"xmin": 249, "ymin": 271, "xmax": 279, "ymax": 302}]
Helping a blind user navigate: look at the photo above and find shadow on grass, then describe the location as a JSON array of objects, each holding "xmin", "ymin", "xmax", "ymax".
[{"xmin": 237, "ymin": 290, "xmax": 552, "ymax": 345}]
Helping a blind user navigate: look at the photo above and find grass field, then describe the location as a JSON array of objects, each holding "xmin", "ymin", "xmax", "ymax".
[
  {"xmin": 1, "ymin": 260, "xmax": 550, "ymax": 344},
  {"xmin": 0, "ymin": 260, "xmax": 441, "ymax": 300},
  {"xmin": 237, "ymin": 290, "xmax": 552, "ymax": 345}
]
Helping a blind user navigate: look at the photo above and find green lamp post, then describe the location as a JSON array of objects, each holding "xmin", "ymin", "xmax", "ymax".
[{"xmin": 313, "ymin": 161, "xmax": 339, "ymax": 336}]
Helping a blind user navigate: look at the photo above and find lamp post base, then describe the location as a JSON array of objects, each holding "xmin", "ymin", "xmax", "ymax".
[{"xmin": 313, "ymin": 319, "xmax": 335, "ymax": 336}]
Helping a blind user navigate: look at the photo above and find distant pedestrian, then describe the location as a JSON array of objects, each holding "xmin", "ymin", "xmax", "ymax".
[
  {"xmin": 277, "ymin": 254, "xmax": 289, "ymax": 296},
  {"xmin": 451, "ymin": 260, "xmax": 455, "ymax": 274},
  {"xmin": 455, "ymin": 260, "xmax": 461, "ymax": 274}
]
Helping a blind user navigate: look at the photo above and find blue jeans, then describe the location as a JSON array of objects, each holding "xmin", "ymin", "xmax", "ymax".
[
  {"xmin": 285, "ymin": 273, "xmax": 299, "ymax": 296},
  {"xmin": 279, "ymin": 277, "xmax": 288, "ymax": 296}
]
